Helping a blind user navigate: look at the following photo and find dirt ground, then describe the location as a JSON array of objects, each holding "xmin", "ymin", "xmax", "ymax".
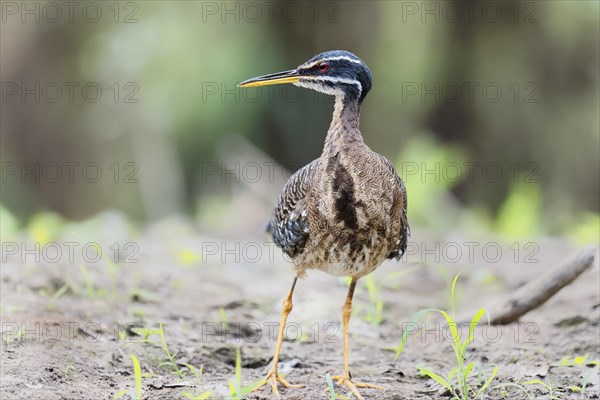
[{"xmin": 1, "ymin": 214, "xmax": 599, "ymax": 400}]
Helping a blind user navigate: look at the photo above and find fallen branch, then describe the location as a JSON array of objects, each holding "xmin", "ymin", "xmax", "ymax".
[{"xmin": 462, "ymin": 245, "xmax": 597, "ymax": 325}]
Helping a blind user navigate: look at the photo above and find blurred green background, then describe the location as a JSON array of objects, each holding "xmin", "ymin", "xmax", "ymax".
[{"xmin": 1, "ymin": 0, "xmax": 598, "ymax": 243}]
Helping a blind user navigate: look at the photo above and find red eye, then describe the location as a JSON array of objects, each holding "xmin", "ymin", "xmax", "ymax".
[{"xmin": 318, "ymin": 62, "xmax": 329, "ymax": 73}]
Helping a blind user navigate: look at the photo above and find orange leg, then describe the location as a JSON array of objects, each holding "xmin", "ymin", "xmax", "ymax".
[
  {"xmin": 328, "ymin": 278, "xmax": 384, "ymax": 399},
  {"xmin": 253, "ymin": 277, "xmax": 303, "ymax": 397}
]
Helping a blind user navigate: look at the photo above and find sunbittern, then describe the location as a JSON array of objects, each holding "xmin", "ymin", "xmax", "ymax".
[{"xmin": 239, "ymin": 50, "xmax": 409, "ymax": 399}]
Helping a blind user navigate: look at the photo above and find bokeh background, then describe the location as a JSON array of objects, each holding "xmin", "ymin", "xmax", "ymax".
[
  {"xmin": 1, "ymin": 0, "xmax": 599, "ymax": 245},
  {"xmin": 2, "ymin": 4, "xmax": 600, "ymax": 398}
]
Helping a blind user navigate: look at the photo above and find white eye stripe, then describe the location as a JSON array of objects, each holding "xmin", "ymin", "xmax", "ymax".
[
  {"xmin": 300, "ymin": 75, "xmax": 362, "ymax": 95},
  {"xmin": 301, "ymin": 55, "xmax": 362, "ymax": 70}
]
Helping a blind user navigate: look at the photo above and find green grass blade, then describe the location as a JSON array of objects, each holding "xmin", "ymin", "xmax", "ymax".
[
  {"xmin": 228, "ymin": 381, "xmax": 237, "ymax": 398},
  {"xmin": 130, "ymin": 354, "xmax": 142, "ymax": 400},
  {"xmin": 450, "ymin": 272, "xmax": 461, "ymax": 318},
  {"xmin": 235, "ymin": 347, "xmax": 242, "ymax": 384},
  {"xmin": 492, "ymin": 383, "xmax": 535, "ymax": 400},
  {"xmin": 159, "ymin": 323, "xmax": 168, "ymax": 353},
  {"xmin": 52, "ymin": 284, "xmax": 69, "ymax": 300},
  {"xmin": 438, "ymin": 310, "xmax": 462, "ymax": 362},
  {"xmin": 523, "ymin": 379, "xmax": 550, "ymax": 390},
  {"xmin": 464, "ymin": 362, "xmax": 475, "ymax": 380},
  {"xmin": 476, "ymin": 365, "xmax": 499, "ymax": 398},
  {"xmin": 439, "ymin": 310, "xmax": 460, "ymax": 346},
  {"xmin": 325, "ymin": 373, "xmax": 336, "ymax": 400},
  {"xmin": 113, "ymin": 389, "xmax": 128, "ymax": 400},
  {"xmin": 464, "ymin": 307, "xmax": 486, "ymax": 347},
  {"xmin": 240, "ymin": 381, "xmax": 263, "ymax": 396},
  {"xmin": 393, "ymin": 308, "xmax": 438, "ymax": 362},
  {"xmin": 417, "ymin": 366, "xmax": 453, "ymax": 393}
]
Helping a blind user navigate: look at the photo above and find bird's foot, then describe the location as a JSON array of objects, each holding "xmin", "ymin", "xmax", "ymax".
[
  {"xmin": 252, "ymin": 368, "xmax": 303, "ymax": 397},
  {"xmin": 326, "ymin": 373, "xmax": 384, "ymax": 400}
]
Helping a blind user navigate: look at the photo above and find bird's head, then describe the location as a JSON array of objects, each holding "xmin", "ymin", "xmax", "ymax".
[{"xmin": 239, "ymin": 50, "xmax": 372, "ymax": 103}]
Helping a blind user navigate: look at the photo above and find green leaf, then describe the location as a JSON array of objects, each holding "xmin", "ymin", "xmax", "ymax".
[
  {"xmin": 228, "ymin": 381, "xmax": 237, "ymax": 398},
  {"xmin": 464, "ymin": 307, "xmax": 487, "ymax": 348},
  {"xmin": 450, "ymin": 273, "xmax": 460, "ymax": 319},
  {"xmin": 113, "ymin": 389, "xmax": 128, "ymax": 400},
  {"xmin": 476, "ymin": 365, "xmax": 499, "ymax": 397},
  {"xmin": 448, "ymin": 367, "xmax": 458, "ymax": 382},
  {"xmin": 573, "ymin": 354, "xmax": 588, "ymax": 365},
  {"xmin": 325, "ymin": 373, "xmax": 336, "ymax": 400},
  {"xmin": 523, "ymin": 379, "xmax": 550, "ymax": 390},
  {"xmin": 464, "ymin": 362, "xmax": 475, "ymax": 379},
  {"xmin": 560, "ymin": 356, "xmax": 572, "ymax": 366},
  {"xmin": 438, "ymin": 310, "xmax": 462, "ymax": 362},
  {"xmin": 393, "ymin": 308, "xmax": 438, "ymax": 362},
  {"xmin": 130, "ymin": 354, "xmax": 142, "ymax": 400},
  {"xmin": 235, "ymin": 347, "xmax": 241, "ymax": 384},
  {"xmin": 417, "ymin": 366, "xmax": 453, "ymax": 393}
]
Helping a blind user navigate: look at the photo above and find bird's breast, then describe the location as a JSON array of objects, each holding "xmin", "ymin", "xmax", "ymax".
[{"xmin": 295, "ymin": 151, "xmax": 401, "ymax": 277}]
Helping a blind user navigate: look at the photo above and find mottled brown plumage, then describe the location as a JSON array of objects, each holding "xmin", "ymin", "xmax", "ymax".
[
  {"xmin": 268, "ymin": 96, "xmax": 409, "ymax": 279},
  {"xmin": 240, "ymin": 50, "xmax": 409, "ymax": 399}
]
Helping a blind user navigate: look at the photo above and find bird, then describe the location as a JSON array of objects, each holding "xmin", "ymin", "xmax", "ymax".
[{"xmin": 239, "ymin": 50, "xmax": 409, "ymax": 399}]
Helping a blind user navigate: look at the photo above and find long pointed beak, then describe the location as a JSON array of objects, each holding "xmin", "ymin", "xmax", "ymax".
[{"xmin": 238, "ymin": 69, "xmax": 301, "ymax": 87}]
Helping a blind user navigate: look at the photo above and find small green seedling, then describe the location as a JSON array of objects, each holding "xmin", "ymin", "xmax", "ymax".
[
  {"xmin": 489, "ymin": 382, "xmax": 536, "ymax": 400},
  {"xmin": 180, "ymin": 363, "xmax": 213, "ymax": 399},
  {"xmin": 181, "ymin": 392, "xmax": 212, "ymax": 400},
  {"xmin": 155, "ymin": 323, "xmax": 185, "ymax": 378},
  {"xmin": 560, "ymin": 354, "xmax": 599, "ymax": 367},
  {"xmin": 559, "ymin": 354, "xmax": 599, "ymax": 398},
  {"xmin": 114, "ymin": 354, "xmax": 143, "ymax": 400},
  {"xmin": 569, "ymin": 378, "xmax": 589, "ymax": 398},
  {"xmin": 184, "ymin": 363, "xmax": 204, "ymax": 384},
  {"xmin": 522, "ymin": 379, "xmax": 558, "ymax": 399},
  {"xmin": 227, "ymin": 347, "xmax": 261, "ymax": 399},
  {"xmin": 394, "ymin": 273, "xmax": 498, "ymax": 400},
  {"xmin": 129, "ymin": 323, "xmax": 185, "ymax": 378},
  {"xmin": 326, "ymin": 373, "xmax": 336, "ymax": 400},
  {"xmin": 154, "ymin": 323, "xmax": 185, "ymax": 378},
  {"xmin": 325, "ymin": 373, "xmax": 348, "ymax": 400}
]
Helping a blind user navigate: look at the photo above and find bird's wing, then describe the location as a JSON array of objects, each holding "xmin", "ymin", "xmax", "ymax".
[
  {"xmin": 377, "ymin": 155, "xmax": 410, "ymax": 260},
  {"xmin": 267, "ymin": 159, "xmax": 319, "ymax": 258}
]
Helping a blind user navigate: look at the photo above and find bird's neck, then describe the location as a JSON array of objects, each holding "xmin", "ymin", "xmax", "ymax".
[{"xmin": 323, "ymin": 96, "xmax": 364, "ymax": 156}]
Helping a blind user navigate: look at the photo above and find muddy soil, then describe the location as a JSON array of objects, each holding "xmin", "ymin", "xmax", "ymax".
[{"xmin": 1, "ymin": 215, "xmax": 599, "ymax": 399}]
